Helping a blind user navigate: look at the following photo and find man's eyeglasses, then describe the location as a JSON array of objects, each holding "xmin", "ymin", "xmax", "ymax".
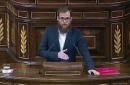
[{"xmin": 58, "ymin": 17, "xmax": 71, "ymax": 22}]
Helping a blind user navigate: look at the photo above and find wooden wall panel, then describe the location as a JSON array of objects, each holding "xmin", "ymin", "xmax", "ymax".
[
  {"xmin": 79, "ymin": 27, "xmax": 107, "ymax": 59},
  {"xmin": 125, "ymin": 8, "xmax": 130, "ymax": 16},
  {"xmin": 6, "ymin": 2, "xmax": 17, "ymax": 16},
  {"xmin": 83, "ymin": 11, "xmax": 108, "ymax": 19},
  {"xmin": 14, "ymin": 0, "xmax": 35, "ymax": 3},
  {"xmin": 18, "ymin": 11, "xmax": 28, "ymax": 18},
  {"xmin": 12, "ymin": 0, "xmax": 129, "ymax": 4},
  {"xmin": 31, "ymin": 12, "xmax": 56, "ymax": 19},
  {"xmin": 29, "ymin": 27, "xmax": 45, "ymax": 61},
  {"xmin": 37, "ymin": 0, "xmax": 66, "ymax": 3},
  {"xmin": 6, "ymin": 11, "xmax": 17, "ymax": 55},
  {"xmin": 0, "ymin": 0, "xmax": 130, "ymax": 63},
  {"xmin": 111, "ymin": 10, "xmax": 123, "ymax": 18},
  {"xmin": 99, "ymin": 0, "xmax": 125, "ymax": 3},
  {"xmin": 129, "ymin": 30, "xmax": 130, "ymax": 45},
  {"xmin": 69, "ymin": 0, "xmax": 97, "ymax": 3},
  {"xmin": 0, "ymin": 51, "xmax": 12, "ymax": 63},
  {"xmin": 71, "ymin": 12, "xmax": 82, "ymax": 19}
]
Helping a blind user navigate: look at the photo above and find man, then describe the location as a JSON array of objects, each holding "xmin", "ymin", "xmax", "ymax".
[{"xmin": 38, "ymin": 6, "xmax": 100, "ymax": 75}]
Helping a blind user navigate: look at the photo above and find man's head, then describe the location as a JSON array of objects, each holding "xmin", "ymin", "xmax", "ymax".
[{"xmin": 57, "ymin": 6, "xmax": 72, "ymax": 33}]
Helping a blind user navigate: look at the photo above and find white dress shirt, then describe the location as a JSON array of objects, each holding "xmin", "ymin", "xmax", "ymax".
[{"xmin": 59, "ymin": 31, "xmax": 67, "ymax": 51}]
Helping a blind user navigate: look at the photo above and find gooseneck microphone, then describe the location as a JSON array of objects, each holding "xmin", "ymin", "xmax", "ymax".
[
  {"xmin": 48, "ymin": 43, "xmax": 56, "ymax": 51},
  {"xmin": 73, "ymin": 44, "xmax": 81, "ymax": 57}
]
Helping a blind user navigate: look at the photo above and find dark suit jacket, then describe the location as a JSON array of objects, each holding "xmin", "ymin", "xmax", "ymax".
[{"xmin": 38, "ymin": 25, "xmax": 95, "ymax": 70}]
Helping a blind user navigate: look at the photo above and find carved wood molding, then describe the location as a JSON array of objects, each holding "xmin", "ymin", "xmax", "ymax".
[
  {"xmin": 20, "ymin": 25, "xmax": 27, "ymax": 59},
  {"xmin": 114, "ymin": 25, "xmax": 121, "ymax": 55},
  {"xmin": 0, "ymin": 18, "xmax": 4, "ymax": 44}
]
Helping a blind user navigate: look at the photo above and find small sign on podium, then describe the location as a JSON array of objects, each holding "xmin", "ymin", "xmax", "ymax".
[{"xmin": 42, "ymin": 62, "xmax": 84, "ymax": 76}]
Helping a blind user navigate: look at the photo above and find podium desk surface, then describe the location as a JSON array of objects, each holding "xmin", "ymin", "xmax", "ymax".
[{"xmin": 0, "ymin": 63, "xmax": 130, "ymax": 85}]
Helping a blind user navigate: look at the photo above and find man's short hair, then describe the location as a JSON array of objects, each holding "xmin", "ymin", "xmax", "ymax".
[{"xmin": 57, "ymin": 6, "xmax": 71, "ymax": 16}]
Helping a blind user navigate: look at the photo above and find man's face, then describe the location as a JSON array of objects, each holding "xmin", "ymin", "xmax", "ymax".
[{"xmin": 57, "ymin": 11, "xmax": 72, "ymax": 33}]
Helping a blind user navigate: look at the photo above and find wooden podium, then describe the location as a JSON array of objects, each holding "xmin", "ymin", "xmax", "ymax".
[
  {"xmin": 0, "ymin": 63, "xmax": 129, "ymax": 85},
  {"xmin": 42, "ymin": 62, "xmax": 84, "ymax": 76}
]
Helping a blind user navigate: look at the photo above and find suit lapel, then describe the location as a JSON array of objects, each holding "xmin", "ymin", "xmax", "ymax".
[
  {"xmin": 63, "ymin": 28, "xmax": 72, "ymax": 50},
  {"xmin": 55, "ymin": 27, "xmax": 60, "ymax": 51}
]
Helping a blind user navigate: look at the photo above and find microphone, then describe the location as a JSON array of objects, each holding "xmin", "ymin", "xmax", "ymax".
[
  {"xmin": 73, "ymin": 44, "xmax": 81, "ymax": 57},
  {"xmin": 48, "ymin": 43, "xmax": 56, "ymax": 51}
]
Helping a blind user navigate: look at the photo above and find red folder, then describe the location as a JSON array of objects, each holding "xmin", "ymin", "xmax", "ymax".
[{"xmin": 96, "ymin": 67, "xmax": 119, "ymax": 75}]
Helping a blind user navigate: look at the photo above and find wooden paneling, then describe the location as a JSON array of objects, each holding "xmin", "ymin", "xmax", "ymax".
[
  {"xmin": 111, "ymin": 10, "xmax": 123, "ymax": 18},
  {"xmin": 68, "ymin": 0, "xmax": 97, "ymax": 3},
  {"xmin": 18, "ymin": 11, "xmax": 28, "ymax": 18},
  {"xmin": 85, "ymin": 36, "xmax": 96, "ymax": 49},
  {"xmin": 80, "ymin": 27, "xmax": 106, "ymax": 58},
  {"xmin": 29, "ymin": 27, "xmax": 45, "ymax": 61},
  {"xmin": 31, "ymin": 12, "xmax": 56, "ymax": 19},
  {"xmin": 0, "ymin": 0, "xmax": 130, "ymax": 63},
  {"xmin": 0, "ymin": 50, "xmax": 16, "ymax": 63},
  {"xmin": 83, "ymin": 11, "xmax": 108, "ymax": 19},
  {"xmin": 7, "ymin": 2, "xmax": 17, "ymax": 16},
  {"xmin": 0, "ymin": 82, "xmax": 11, "ymax": 85},
  {"xmin": 125, "ymin": 8, "xmax": 130, "ymax": 16},
  {"xmin": 71, "ymin": 12, "xmax": 82, "ymax": 19},
  {"xmin": 82, "ymin": 29, "xmax": 96, "ymax": 49},
  {"xmin": 0, "ymin": 1, "xmax": 6, "ymax": 7},
  {"xmin": 129, "ymin": 30, "xmax": 130, "ymax": 45},
  {"xmin": 14, "ymin": 0, "xmax": 35, "ymax": 3},
  {"xmin": 99, "ymin": 0, "xmax": 125, "ymax": 3},
  {"xmin": 37, "ymin": 0, "xmax": 66, "ymax": 3}
]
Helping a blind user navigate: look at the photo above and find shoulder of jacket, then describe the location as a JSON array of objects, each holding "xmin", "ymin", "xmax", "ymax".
[
  {"xmin": 46, "ymin": 25, "xmax": 57, "ymax": 31},
  {"xmin": 71, "ymin": 27, "xmax": 81, "ymax": 33},
  {"xmin": 45, "ymin": 25, "xmax": 57, "ymax": 31}
]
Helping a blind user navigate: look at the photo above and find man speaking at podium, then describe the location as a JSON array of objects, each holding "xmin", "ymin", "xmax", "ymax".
[{"xmin": 38, "ymin": 6, "xmax": 100, "ymax": 76}]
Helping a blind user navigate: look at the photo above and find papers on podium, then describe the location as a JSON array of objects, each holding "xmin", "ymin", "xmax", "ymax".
[{"xmin": 96, "ymin": 67, "xmax": 119, "ymax": 75}]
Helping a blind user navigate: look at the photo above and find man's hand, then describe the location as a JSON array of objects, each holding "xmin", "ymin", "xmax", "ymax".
[
  {"xmin": 88, "ymin": 69, "xmax": 100, "ymax": 76},
  {"xmin": 58, "ymin": 49, "xmax": 69, "ymax": 60}
]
